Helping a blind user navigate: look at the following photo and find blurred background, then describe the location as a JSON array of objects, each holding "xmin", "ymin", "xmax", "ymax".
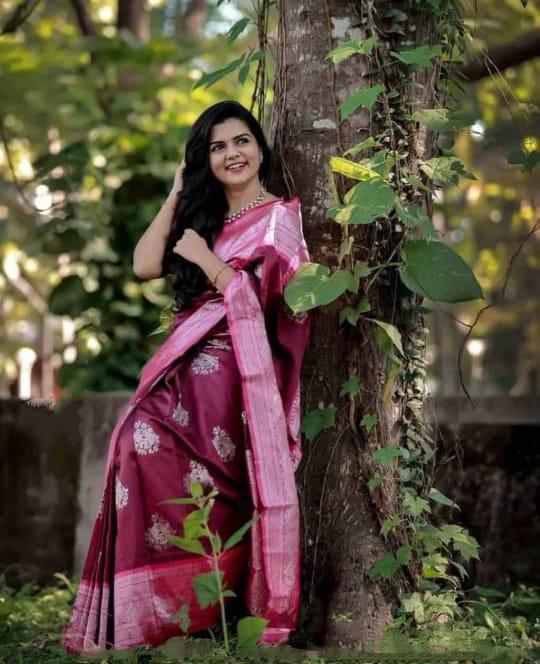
[{"xmin": 0, "ymin": 0, "xmax": 537, "ymax": 402}]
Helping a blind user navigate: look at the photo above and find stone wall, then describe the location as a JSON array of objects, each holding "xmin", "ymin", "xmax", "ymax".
[{"xmin": 0, "ymin": 395, "xmax": 538, "ymax": 587}]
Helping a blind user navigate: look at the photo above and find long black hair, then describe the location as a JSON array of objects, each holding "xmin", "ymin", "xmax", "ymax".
[{"xmin": 161, "ymin": 100, "xmax": 273, "ymax": 311}]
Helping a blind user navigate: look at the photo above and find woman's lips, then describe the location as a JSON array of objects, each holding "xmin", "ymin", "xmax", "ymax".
[{"xmin": 226, "ymin": 162, "xmax": 247, "ymax": 172}]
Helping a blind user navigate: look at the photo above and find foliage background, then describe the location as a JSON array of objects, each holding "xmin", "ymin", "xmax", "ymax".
[{"xmin": 0, "ymin": 0, "xmax": 538, "ymax": 399}]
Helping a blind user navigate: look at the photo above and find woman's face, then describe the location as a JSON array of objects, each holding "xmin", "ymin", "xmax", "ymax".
[{"xmin": 208, "ymin": 117, "xmax": 262, "ymax": 189}]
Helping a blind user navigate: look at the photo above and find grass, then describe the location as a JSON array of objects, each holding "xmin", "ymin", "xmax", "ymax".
[{"xmin": 1, "ymin": 572, "xmax": 538, "ymax": 663}]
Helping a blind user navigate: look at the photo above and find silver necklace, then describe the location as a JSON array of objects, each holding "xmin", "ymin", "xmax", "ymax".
[{"xmin": 224, "ymin": 186, "xmax": 267, "ymax": 223}]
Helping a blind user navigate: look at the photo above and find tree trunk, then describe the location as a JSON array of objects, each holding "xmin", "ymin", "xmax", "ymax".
[
  {"xmin": 269, "ymin": 0, "xmax": 442, "ymax": 648},
  {"xmin": 117, "ymin": 0, "xmax": 150, "ymax": 42}
]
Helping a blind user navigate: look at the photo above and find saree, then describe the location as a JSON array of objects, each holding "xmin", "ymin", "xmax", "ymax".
[{"xmin": 62, "ymin": 196, "xmax": 311, "ymax": 654}]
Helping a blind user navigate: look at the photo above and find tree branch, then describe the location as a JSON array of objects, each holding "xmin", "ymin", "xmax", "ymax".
[{"xmin": 456, "ymin": 29, "xmax": 540, "ymax": 82}]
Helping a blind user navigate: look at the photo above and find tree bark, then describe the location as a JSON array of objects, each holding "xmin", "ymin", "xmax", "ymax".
[
  {"xmin": 269, "ymin": 0, "xmax": 442, "ymax": 649},
  {"xmin": 117, "ymin": 0, "xmax": 150, "ymax": 42},
  {"xmin": 180, "ymin": 0, "xmax": 209, "ymax": 40}
]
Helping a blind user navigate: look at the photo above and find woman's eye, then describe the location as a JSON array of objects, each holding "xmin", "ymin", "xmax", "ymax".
[{"xmin": 211, "ymin": 138, "xmax": 248, "ymax": 152}]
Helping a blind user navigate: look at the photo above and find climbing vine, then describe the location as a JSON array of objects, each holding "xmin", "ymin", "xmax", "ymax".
[{"xmin": 281, "ymin": 0, "xmax": 482, "ymax": 593}]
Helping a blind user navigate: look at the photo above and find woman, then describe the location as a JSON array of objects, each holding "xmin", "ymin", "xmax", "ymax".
[{"xmin": 62, "ymin": 100, "xmax": 311, "ymax": 654}]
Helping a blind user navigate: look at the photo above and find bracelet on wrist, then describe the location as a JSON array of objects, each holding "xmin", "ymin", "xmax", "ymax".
[{"xmin": 212, "ymin": 264, "xmax": 228, "ymax": 287}]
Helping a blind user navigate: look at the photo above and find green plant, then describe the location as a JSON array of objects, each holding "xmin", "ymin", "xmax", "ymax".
[{"xmin": 161, "ymin": 480, "xmax": 266, "ymax": 655}]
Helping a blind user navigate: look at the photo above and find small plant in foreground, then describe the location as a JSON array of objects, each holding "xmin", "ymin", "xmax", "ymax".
[{"xmin": 161, "ymin": 480, "xmax": 266, "ymax": 654}]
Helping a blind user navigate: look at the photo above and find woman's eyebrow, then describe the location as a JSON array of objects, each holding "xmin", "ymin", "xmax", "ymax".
[{"xmin": 209, "ymin": 133, "xmax": 251, "ymax": 146}]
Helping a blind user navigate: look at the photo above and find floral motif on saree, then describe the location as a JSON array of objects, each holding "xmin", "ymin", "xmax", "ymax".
[
  {"xmin": 212, "ymin": 425, "xmax": 236, "ymax": 462},
  {"xmin": 133, "ymin": 419, "xmax": 160, "ymax": 455}
]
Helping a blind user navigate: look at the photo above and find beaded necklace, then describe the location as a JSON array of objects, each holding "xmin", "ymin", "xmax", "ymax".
[{"xmin": 224, "ymin": 186, "xmax": 267, "ymax": 223}]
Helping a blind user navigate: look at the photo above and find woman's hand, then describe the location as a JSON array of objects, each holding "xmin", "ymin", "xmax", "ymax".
[
  {"xmin": 172, "ymin": 228, "xmax": 210, "ymax": 265},
  {"xmin": 170, "ymin": 157, "xmax": 185, "ymax": 196}
]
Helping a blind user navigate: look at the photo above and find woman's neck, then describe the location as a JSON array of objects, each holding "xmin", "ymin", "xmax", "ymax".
[{"xmin": 225, "ymin": 181, "xmax": 265, "ymax": 214}]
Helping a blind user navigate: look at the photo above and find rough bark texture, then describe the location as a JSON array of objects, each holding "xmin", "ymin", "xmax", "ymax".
[{"xmin": 268, "ymin": 0, "xmax": 441, "ymax": 649}]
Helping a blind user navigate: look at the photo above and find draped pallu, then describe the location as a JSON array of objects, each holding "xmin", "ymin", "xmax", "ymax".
[{"xmin": 62, "ymin": 197, "xmax": 311, "ymax": 653}]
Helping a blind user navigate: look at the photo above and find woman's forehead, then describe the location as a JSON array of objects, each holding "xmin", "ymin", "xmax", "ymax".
[{"xmin": 210, "ymin": 118, "xmax": 252, "ymax": 142}]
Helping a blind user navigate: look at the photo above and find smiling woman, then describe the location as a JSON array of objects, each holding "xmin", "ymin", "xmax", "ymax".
[{"xmin": 62, "ymin": 100, "xmax": 312, "ymax": 654}]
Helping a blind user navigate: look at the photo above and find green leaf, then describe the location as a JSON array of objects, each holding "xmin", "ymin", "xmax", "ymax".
[
  {"xmin": 428, "ymin": 487, "xmax": 457, "ymax": 507},
  {"xmin": 183, "ymin": 509, "xmax": 206, "ymax": 539},
  {"xmin": 192, "ymin": 57, "xmax": 244, "ymax": 90},
  {"xmin": 440, "ymin": 525, "xmax": 480, "ymax": 561},
  {"xmin": 338, "ymin": 179, "xmax": 394, "ymax": 225},
  {"xmin": 381, "ymin": 515, "xmax": 400, "ymax": 538},
  {"xmin": 343, "ymin": 137, "xmax": 378, "ymax": 158},
  {"xmin": 400, "ymin": 239, "xmax": 484, "ymax": 303},
  {"xmin": 350, "ymin": 261, "xmax": 372, "ymax": 294},
  {"xmin": 339, "ymin": 376, "xmax": 362, "ymax": 397},
  {"xmin": 301, "ymin": 405, "xmax": 336, "ymax": 441},
  {"xmin": 225, "ymin": 18, "xmax": 250, "ymax": 44},
  {"xmin": 327, "ymin": 37, "xmax": 376, "ymax": 65},
  {"xmin": 507, "ymin": 148, "xmax": 539, "ymax": 173},
  {"xmin": 421, "ymin": 553, "xmax": 450, "ymax": 579},
  {"xmin": 411, "ymin": 108, "xmax": 451, "ymax": 133},
  {"xmin": 189, "ymin": 480, "xmax": 204, "ymax": 498},
  {"xmin": 382, "ymin": 358, "xmax": 402, "ymax": 404},
  {"xmin": 392, "ymin": 45, "xmax": 443, "ymax": 68},
  {"xmin": 402, "ymin": 592, "xmax": 425, "ymax": 623},
  {"xmin": 236, "ymin": 616, "xmax": 268, "ymax": 650},
  {"xmin": 360, "ymin": 412, "xmax": 378, "ymax": 433},
  {"xmin": 285, "ymin": 262, "xmax": 353, "ymax": 312},
  {"xmin": 168, "ymin": 603, "xmax": 191, "ymax": 633},
  {"xmin": 372, "ymin": 444, "xmax": 402, "ymax": 466},
  {"xmin": 394, "ymin": 199, "xmax": 438, "ymax": 240},
  {"xmin": 222, "ymin": 589, "xmax": 237, "ymax": 598},
  {"xmin": 168, "ymin": 535, "xmax": 205, "ymax": 555},
  {"xmin": 420, "ymin": 156, "xmax": 475, "ymax": 186},
  {"xmin": 402, "ymin": 173, "xmax": 433, "ymax": 194},
  {"xmin": 369, "ymin": 553, "xmax": 400, "ymax": 580},
  {"xmin": 224, "ymin": 514, "xmax": 258, "ymax": 551},
  {"xmin": 160, "ymin": 495, "xmax": 188, "ymax": 516},
  {"xmin": 340, "ymin": 84, "xmax": 384, "ymax": 120},
  {"xmin": 403, "ymin": 493, "xmax": 431, "ymax": 517},
  {"xmin": 193, "ymin": 571, "xmax": 223, "ymax": 609},
  {"xmin": 339, "ymin": 297, "xmax": 371, "ymax": 326},
  {"xmin": 369, "ymin": 319, "xmax": 404, "ymax": 356},
  {"xmin": 396, "ymin": 545, "xmax": 411, "ymax": 564}
]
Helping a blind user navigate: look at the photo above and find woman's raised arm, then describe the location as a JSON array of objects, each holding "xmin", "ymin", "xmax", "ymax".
[{"xmin": 132, "ymin": 160, "xmax": 184, "ymax": 280}]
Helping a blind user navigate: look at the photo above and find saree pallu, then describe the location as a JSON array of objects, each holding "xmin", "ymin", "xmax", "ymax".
[{"xmin": 62, "ymin": 197, "xmax": 311, "ymax": 654}]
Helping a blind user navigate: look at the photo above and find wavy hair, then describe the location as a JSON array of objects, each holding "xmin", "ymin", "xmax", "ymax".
[{"xmin": 161, "ymin": 100, "xmax": 273, "ymax": 311}]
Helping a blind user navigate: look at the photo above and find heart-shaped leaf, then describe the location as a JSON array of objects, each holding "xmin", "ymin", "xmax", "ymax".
[
  {"xmin": 340, "ymin": 179, "xmax": 394, "ymax": 224},
  {"xmin": 236, "ymin": 616, "xmax": 268, "ymax": 650},
  {"xmin": 340, "ymin": 84, "xmax": 384, "ymax": 120},
  {"xmin": 285, "ymin": 262, "xmax": 352, "ymax": 312},
  {"xmin": 400, "ymin": 240, "xmax": 483, "ymax": 303}
]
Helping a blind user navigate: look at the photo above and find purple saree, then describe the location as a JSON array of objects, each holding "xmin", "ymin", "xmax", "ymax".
[{"xmin": 62, "ymin": 197, "xmax": 311, "ymax": 654}]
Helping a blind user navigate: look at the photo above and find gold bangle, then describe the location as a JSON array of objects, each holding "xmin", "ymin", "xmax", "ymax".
[{"xmin": 212, "ymin": 264, "xmax": 228, "ymax": 287}]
